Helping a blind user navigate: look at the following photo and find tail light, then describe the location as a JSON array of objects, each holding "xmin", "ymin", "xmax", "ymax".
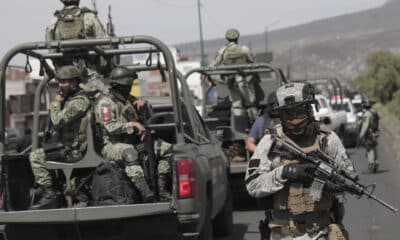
[
  {"xmin": 177, "ymin": 159, "xmax": 195, "ymax": 199},
  {"xmin": 0, "ymin": 194, "xmax": 3, "ymax": 209}
]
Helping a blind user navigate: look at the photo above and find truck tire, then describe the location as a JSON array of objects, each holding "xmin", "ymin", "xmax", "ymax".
[
  {"xmin": 212, "ymin": 182, "xmax": 233, "ymax": 237},
  {"xmin": 199, "ymin": 196, "xmax": 213, "ymax": 240}
]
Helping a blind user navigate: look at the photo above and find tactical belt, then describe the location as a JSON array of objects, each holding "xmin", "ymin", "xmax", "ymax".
[{"xmin": 269, "ymin": 210, "xmax": 330, "ymax": 237}]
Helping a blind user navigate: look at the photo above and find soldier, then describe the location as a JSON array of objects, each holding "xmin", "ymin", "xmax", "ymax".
[
  {"xmin": 212, "ymin": 28, "xmax": 258, "ymax": 123},
  {"xmin": 246, "ymin": 92, "xmax": 280, "ymax": 153},
  {"xmin": 94, "ymin": 66, "xmax": 155, "ymax": 202},
  {"xmin": 46, "ymin": 0, "xmax": 109, "ymax": 91},
  {"xmin": 30, "ymin": 65, "xmax": 91, "ymax": 209},
  {"xmin": 246, "ymin": 83, "xmax": 354, "ymax": 240},
  {"xmin": 358, "ymin": 99, "xmax": 379, "ymax": 173}
]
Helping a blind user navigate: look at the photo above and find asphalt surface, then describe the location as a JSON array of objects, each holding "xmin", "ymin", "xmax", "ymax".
[{"xmin": 217, "ymin": 136, "xmax": 400, "ymax": 240}]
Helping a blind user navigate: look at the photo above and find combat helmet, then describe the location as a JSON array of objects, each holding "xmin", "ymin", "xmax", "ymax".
[
  {"xmin": 274, "ymin": 82, "xmax": 317, "ymax": 136},
  {"xmin": 55, "ymin": 65, "xmax": 82, "ymax": 82},
  {"xmin": 109, "ymin": 66, "xmax": 137, "ymax": 86},
  {"xmin": 273, "ymin": 82, "xmax": 316, "ymax": 111},
  {"xmin": 225, "ymin": 28, "xmax": 240, "ymax": 41},
  {"xmin": 60, "ymin": 0, "xmax": 80, "ymax": 6}
]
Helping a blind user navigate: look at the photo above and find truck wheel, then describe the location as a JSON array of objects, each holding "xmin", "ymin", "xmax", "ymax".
[
  {"xmin": 212, "ymin": 182, "xmax": 233, "ymax": 237},
  {"xmin": 199, "ymin": 197, "xmax": 213, "ymax": 240}
]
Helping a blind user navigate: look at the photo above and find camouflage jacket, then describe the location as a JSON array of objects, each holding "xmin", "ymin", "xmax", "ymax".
[
  {"xmin": 94, "ymin": 92, "xmax": 140, "ymax": 143},
  {"xmin": 46, "ymin": 6, "xmax": 107, "ymax": 42},
  {"xmin": 49, "ymin": 90, "xmax": 90, "ymax": 149},
  {"xmin": 245, "ymin": 126, "xmax": 354, "ymax": 199},
  {"xmin": 212, "ymin": 42, "xmax": 255, "ymax": 66}
]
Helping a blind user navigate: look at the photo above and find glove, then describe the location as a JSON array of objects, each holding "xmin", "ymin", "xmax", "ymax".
[{"xmin": 281, "ymin": 163, "xmax": 316, "ymax": 183}]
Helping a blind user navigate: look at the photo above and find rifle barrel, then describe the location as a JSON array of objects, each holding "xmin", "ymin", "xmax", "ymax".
[{"xmin": 364, "ymin": 191, "xmax": 398, "ymax": 213}]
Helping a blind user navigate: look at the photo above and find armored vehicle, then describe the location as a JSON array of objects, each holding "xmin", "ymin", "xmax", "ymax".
[{"xmin": 0, "ymin": 36, "xmax": 232, "ymax": 240}]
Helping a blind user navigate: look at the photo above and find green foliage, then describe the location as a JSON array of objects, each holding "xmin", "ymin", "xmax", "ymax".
[
  {"xmin": 388, "ymin": 91, "xmax": 400, "ymax": 119},
  {"xmin": 353, "ymin": 50, "xmax": 400, "ymax": 103}
]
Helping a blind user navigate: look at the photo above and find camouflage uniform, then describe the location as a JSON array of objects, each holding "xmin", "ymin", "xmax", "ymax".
[
  {"xmin": 359, "ymin": 109, "xmax": 378, "ymax": 173},
  {"xmin": 30, "ymin": 66, "xmax": 90, "ymax": 208},
  {"xmin": 245, "ymin": 83, "xmax": 354, "ymax": 240},
  {"xmin": 212, "ymin": 29, "xmax": 258, "ymax": 121},
  {"xmin": 46, "ymin": 4, "xmax": 108, "ymax": 92}
]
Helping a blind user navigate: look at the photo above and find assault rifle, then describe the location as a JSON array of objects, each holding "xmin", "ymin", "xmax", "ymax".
[{"xmin": 271, "ymin": 135, "xmax": 398, "ymax": 213}]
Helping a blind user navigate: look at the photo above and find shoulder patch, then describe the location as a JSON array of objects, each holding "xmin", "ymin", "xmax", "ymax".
[{"xmin": 101, "ymin": 104, "xmax": 112, "ymax": 122}]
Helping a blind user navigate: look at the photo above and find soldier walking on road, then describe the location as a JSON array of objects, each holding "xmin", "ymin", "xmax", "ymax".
[
  {"xmin": 212, "ymin": 28, "xmax": 258, "ymax": 123},
  {"xmin": 94, "ymin": 66, "xmax": 155, "ymax": 202},
  {"xmin": 30, "ymin": 66, "xmax": 91, "ymax": 209},
  {"xmin": 358, "ymin": 99, "xmax": 379, "ymax": 173},
  {"xmin": 245, "ymin": 83, "xmax": 355, "ymax": 240}
]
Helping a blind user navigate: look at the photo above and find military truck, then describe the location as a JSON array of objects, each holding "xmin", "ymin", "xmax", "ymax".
[
  {"xmin": 0, "ymin": 36, "xmax": 232, "ymax": 240},
  {"xmin": 183, "ymin": 64, "xmax": 286, "ymax": 198}
]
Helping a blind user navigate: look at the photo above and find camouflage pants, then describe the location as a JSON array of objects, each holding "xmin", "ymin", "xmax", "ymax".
[
  {"xmin": 362, "ymin": 137, "xmax": 378, "ymax": 167},
  {"xmin": 29, "ymin": 148, "xmax": 52, "ymax": 190},
  {"xmin": 226, "ymin": 74, "xmax": 257, "ymax": 121},
  {"xmin": 29, "ymin": 147, "xmax": 82, "ymax": 193},
  {"xmin": 102, "ymin": 143, "xmax": 144, "ymax": 183},
  {"xmin": 102, "ymin": 141, "xmax": 172, "ymax": 182}
]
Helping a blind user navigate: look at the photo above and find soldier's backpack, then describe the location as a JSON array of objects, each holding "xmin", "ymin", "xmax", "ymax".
[
  {"xmin": 53, "ymin": 7, "xmax": 96, "ymax": 40},
  {"xmin": 91, "ymin": 162, "xmax": 138, "ymax": 206},
  {"xmin": 370, "ymin": 110, "xmax": 380, "ymax": 132},
  {"xmin": 222, "ymin": 44, "xmax": 248, "ymax": 65}
]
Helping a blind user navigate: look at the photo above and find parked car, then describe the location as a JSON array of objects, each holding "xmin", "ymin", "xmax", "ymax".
[
  {"xmin": 342, "ymin": 98, "xmax": 359, "ymax": 147},
  {"xmin": 313, "ymin": 94, "xmax": 347, "ymax": 138}
]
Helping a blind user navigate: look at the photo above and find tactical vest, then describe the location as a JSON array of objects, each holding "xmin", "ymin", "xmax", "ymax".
[
  {"xmin": 102, "ymin": 93, "xmax": 140, "ymax": 143},
  {"xmin": 222, "ymin": 43, "xmax": 249, "ymax": 65},
  {"xmin": 272, "ymin": 125, "xmax": 334, "ymax": 215},
  {"xmin": 58, "ymin": 91, "xmax": 90, "ymax": 153},
  {"xmin": 53, "ymin": 7, "xmax": 94, "ymax": 40}
]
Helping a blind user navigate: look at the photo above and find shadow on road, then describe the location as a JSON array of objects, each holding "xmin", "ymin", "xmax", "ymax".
[
  {"xmin": 216, "ymin": 224, "xmax": 249, "ymax": 240},
  {"xmin": 360, "ymin": 169, "xmax": 390, "ymax": 175}
]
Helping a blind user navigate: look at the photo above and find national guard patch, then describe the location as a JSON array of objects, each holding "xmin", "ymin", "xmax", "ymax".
[{"xmin": 102, "ymin": 106, "xmax": 112, "ymax": 121}]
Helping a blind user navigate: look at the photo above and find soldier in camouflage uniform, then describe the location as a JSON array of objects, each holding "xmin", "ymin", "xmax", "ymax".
[
  {"xmin": 30, "ymin": 65, "xmax": 91, "ymax": 209},
  {"xmin": 94, "ymin": 66, "xmax": 155, "ymax": 202},
  {"xmin": 46, "ymin": 0, "xmax": 109, "ymax": 92},
  {"xmin": 245, "ymin": 83, "xmax": 355, "ymax": 240},
  {"xmin": 212, "ymin": 28, "xmax": 258, "ymax": 122},
  {"xmin": 358, "ymin": 100, "xmax": 379, "ymax": 173}
]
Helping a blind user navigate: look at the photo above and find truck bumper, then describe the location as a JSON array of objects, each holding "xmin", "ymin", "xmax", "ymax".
[{"xmin": 178, "ymin": 213, "xmax": 201, "ymax": 239}]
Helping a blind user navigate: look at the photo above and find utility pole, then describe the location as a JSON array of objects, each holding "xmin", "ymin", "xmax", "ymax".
[{"xmin": 197, "ymin": 0, "xmax": 206, "ymax": 66}]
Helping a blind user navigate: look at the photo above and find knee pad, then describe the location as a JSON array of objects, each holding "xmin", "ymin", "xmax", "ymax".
[{"xmin": 122, "ymin": 148, "xmax": 139, "ymax": 166}]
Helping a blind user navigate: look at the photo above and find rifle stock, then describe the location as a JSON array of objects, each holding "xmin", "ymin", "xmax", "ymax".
[{"xmin": 272, "ymin": 135, "xmax": 398, "ymax": 213}]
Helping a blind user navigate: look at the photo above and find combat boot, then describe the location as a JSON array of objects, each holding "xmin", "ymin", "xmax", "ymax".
[
  {"xmin": 30, "ymin": 187, "xmax": 59, "ymax": 210},
  {"xmin": 158, "ymin": 174, "xmax": 171, "ymax": 201},
  {"xmin": 135, "ymin": 177, "xmax": 155, "ymax": 203}
]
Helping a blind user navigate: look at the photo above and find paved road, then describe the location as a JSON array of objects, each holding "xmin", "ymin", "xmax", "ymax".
[{"xmin": 217, "ymin": 136, "xmax": 400, "ymax": 240}]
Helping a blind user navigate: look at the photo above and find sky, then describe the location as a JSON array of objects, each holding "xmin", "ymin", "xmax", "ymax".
[{"xmin": 0, "ymin": 0, "xmax": 387, "ymax": 59}]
